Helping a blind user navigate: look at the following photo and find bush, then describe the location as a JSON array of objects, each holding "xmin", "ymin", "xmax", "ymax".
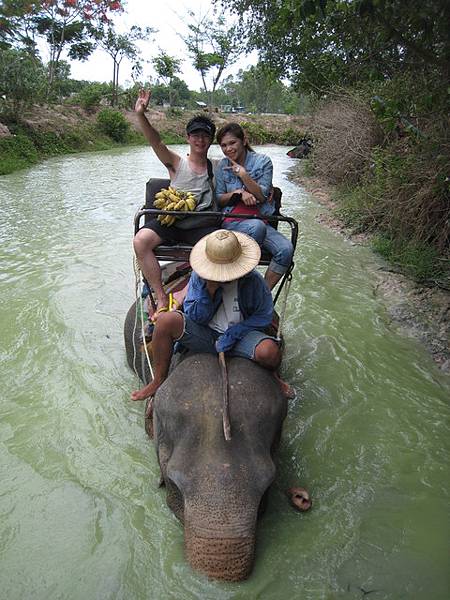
[
  {"xmin": 0, "ymin": 134, "xmax": 38, "ymax": 174},
  {"xmin": 96, "ymin": 108, "xmax": 130, "ymax": 142},
  {"xmin": 77, "ymin": 83, "xmax": 110, "ymax": 112},
  {"xmin": 240, "ymin": 121, "xmax": 273, "ymax": 144},
  {"xmin": 372, "ymin": 235, "xmax": 446, "ymax": 283},
  {"xmin": 310, "ymin": 95, "xmax": 383, "ymax": 184}
]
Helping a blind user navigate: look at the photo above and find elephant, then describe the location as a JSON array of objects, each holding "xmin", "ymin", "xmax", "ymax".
[
  {"xmin": 286, "ymin": 138, "xmax": 313, "ymax": 158},
  {"xmin": 124, "ymin": 301, "xmax": 288, "ymax": 581}
]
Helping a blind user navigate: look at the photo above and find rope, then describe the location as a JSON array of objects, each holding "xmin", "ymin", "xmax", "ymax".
[
  {"xmin": 276, "ymin": 271, "xmax": 292, "ymax": 340},
  {"xmin": 132, "ymin": 252, "xmax": 154, "ymax": 383}
]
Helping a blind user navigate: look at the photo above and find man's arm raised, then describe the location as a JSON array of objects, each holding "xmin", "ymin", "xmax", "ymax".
[{"xmin": 134, "ymin": 89, "xmax": 180, "ymax": 176}]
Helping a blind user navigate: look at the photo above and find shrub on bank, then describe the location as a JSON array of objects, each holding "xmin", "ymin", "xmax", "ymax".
[
  {"xmin": 0, "ymin": 134, "xmax": 38, "ymax": 175},
  {"xmin": 310, "ymin": 95, "xmax": 383, "ymax": 185},
  {"xmin": 308, "ymin": 87, "xmax": 449, "ymax": 284},
  {"xmin": 96, "ymin": 108, "xmax": 130, "ymax": 143}
]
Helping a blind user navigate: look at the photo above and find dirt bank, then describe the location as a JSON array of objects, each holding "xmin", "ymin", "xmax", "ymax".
[{"xmin": 289, "ymin": 167, "xmax": 450, "ymax": 372}]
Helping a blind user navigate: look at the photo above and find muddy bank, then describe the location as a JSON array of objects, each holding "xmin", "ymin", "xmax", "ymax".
[{"xmin": 289, "ymin": 169, "xmax": 450, "ymax": 372}]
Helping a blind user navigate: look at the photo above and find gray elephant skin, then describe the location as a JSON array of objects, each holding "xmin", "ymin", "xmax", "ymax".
[{"xmin": 124, "ymin": 301, "xmax": 288, "ymax": 581}]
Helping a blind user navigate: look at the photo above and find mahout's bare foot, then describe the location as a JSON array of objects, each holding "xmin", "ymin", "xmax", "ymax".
[
  {"xmin": 131, "ymin": 379, "xmax": 161, "ymax": 401},
  {"xmin": 287, "ymin": 487, "xmax": 312, "ymax": 512},
  {"xmin": 273, "ymin": 372, "xmax": 296, "ymax": 399}
]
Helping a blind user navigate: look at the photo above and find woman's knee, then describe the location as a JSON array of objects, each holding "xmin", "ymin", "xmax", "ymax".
[
  {"xmin": 254, "ymin": 339, "xmax": 281, "ymax": 369},
  {"xmin": 245, "ymin": 220, "xmax": 266, "ymax": 244},
  {"xmin": 274, "ymin": 238, "xmax": 293, "ymax": 266}
]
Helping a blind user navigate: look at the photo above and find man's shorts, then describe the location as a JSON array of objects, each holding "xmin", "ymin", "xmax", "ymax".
[
  {"xmin": 176, "ymin": 314, "xmax": 279, "ymax": 360},
  {"xmin": 142, "ymin": 218, "xmax": 217, "ymax": 245}
]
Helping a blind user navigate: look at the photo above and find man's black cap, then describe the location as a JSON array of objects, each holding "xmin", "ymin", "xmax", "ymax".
[{"xmin": 186, "ymin": 119, "xmax": 214, "ymax": 137}]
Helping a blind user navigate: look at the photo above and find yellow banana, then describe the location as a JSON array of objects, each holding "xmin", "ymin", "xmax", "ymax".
[
  {"xmin": 165, "ymin": 202, "xmax": 176, "ymax": 211},
  {"xmin": 161, "ymin": 215, "xmax": 175, "ymax": 226},
  {"xmin": 186, "ymin": 197, "xmax": 197, "ymax": 211},
  {"xmin": 174, "ymin": 199, "xmax": 186, "ymax": 210},
  {"xmin": 154, "ymin": 198, "xmax": 166, "ymax": 208},
  {"xmin": 154, "ymin": 191, "xmax": 166, "ymax": 199}
]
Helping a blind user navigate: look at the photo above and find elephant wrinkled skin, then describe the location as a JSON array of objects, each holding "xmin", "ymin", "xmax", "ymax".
[{"xmin": 124, "ymin": 302, "xmax": 287, "ymax": 581}]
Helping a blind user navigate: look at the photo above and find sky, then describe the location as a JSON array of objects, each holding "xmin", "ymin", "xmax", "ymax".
[{"xmin": 67, "ymin": 0, "xmax": 258, "ymax": 91}]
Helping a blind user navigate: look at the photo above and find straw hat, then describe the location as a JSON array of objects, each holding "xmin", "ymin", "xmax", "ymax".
[{"xmin": 190, "ymin": 229, "xmax": 261, "ymax": 282}]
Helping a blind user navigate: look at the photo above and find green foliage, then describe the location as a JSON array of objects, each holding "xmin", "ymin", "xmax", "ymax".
[
  {"xmin": 160, "ymin": 131, "xmax": 185, "ymax": 144},
  {"xmin": 76, "ymin": 82, "xmax": 111, "ymax": 111},
  {"xmin": 94, "ymin": 24, "xmax": 155, "ymax": 107},
  {"xmin": 27, "ymin": 129, "xmax": 69, "ymax": 155},
  {"xmin": 166, "ymin": 107, "xmax": 183, "ymax": 118},
  {"xmin": 222, "ymin": 0, "xmax": 450, "ymax": 93},
  {"xmin": 0, "ymin": 1, "xmax": 124, "ymax": 97},
  {"xmin": 372, "ymin": 235, "xmax": 445, "ymax": 283},
  {"xmin": 96, "ymin": 108, "xmax": 129, "ymax": 142},
  {"xmin": 0, "ymin": 48, "xmax": 46, "ymax": 117},
  {"xmin": 185, "ymin": 10, "xmax": 243, "ymax": 106},
  {"xmin": 213, "ymin": 63, "xmax": 308, "ymax": 115},
  {"xmin": 0, "ymin": 134, "xmax": 38, "ymax": 175},
  {"xmin": 239, "ymin": 121, "xmax": 272, "ymax": 144}
]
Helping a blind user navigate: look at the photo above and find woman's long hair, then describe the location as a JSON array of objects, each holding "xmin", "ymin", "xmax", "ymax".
[{"xmin": 216, "ymin": 122, "xmax": 254, "ymax": 152}]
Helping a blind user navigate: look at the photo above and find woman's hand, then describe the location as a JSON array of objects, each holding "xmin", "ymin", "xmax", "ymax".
[
  {"xmin": 224, "ymin": 158, "xmax": 248, "ymax": 179},
  {"xmin": 135, "ymin": 89, "xmax": 151, "ymax": 114},
  {"xmin": 241, "ymin": 190, "xmax": 257, "ymax": 206}
]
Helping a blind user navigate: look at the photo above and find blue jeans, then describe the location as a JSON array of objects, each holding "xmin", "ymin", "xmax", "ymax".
[
  {"xmin": 263, "ymin": 224, "xmax": 294, "ymax": 274},
  {"xmin": 222, "ymin": 218, "xmax": 266, "ymax": 245},
  {"xmin": 223, "ymin": 220, "xmax": 293, "ymax": 274}
]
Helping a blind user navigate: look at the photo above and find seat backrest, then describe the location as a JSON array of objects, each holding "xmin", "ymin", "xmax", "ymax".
[
  {"xmin": 272, "ymin": 187, "xmax": 282, "ymax": 215},
  {"xmin": 145, "ymin": 178, "xmax": 170, "ymax": 223}
]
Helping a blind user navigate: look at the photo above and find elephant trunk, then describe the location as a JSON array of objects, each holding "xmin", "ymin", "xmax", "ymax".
[
  {"xmin": 183, "ymin": 500, "xmax": 258, "ymax": 581},
  {"xmin": 185, "ymin": 528, "xmax": 255, "ymax": 582}
]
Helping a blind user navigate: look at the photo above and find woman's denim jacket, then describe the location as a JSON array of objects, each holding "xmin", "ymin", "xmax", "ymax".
[{"xmin": 215, "ymin": 152, "xmax": 274, "ymax": 217}]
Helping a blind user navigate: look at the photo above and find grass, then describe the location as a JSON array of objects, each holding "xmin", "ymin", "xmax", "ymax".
[
  {"xmin": 0, "ymin": 122, "xmax": 149, "ymax": 175},
  {"xmin": 372, "ymin": 234, "xmax": 447, "ymax": 283}
]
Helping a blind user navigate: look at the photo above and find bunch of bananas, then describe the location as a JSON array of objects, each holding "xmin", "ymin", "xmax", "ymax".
[{"xmin": 154, "ymin": 187, "xmax": 197, "ymax": 226}]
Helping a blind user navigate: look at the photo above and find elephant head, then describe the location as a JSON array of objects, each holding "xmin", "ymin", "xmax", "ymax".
[{"xmin": 153, "ymin": 353, "xmax": 287, "ymax": 581}]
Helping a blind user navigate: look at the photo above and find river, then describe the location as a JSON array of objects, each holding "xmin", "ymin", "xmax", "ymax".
[{"xmin": 0, "ymin": 145, "xmax": 449, "ymax": 600}]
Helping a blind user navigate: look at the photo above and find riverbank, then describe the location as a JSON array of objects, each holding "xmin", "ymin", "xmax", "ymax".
[
  {"xmin": 0, "ymin": 104, "xmax": 308, "ymax": 175},
  {"xmin": 289, "ymin": 165, "xmax": 450, "ymax": 372}
]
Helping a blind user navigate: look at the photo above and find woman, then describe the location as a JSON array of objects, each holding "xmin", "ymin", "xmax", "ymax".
[{"xmin": 215, "ymin": 123, "xmax": 294, "ymax": 289}]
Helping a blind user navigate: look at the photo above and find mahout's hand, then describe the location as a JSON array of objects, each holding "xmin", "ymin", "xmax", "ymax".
[{"xmin": 206, "ymin": 280, "xmax": 221, "ymax": 297}]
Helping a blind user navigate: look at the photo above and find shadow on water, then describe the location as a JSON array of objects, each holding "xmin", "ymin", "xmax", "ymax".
[{"xmin": 0, "ymin": 146, "xmax": 449, "ymax": 600}]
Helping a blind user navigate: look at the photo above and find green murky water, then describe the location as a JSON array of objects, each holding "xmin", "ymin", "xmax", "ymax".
[{"xmin": 1, "ymin": 146, "xmax": 449, "ymax": 600}]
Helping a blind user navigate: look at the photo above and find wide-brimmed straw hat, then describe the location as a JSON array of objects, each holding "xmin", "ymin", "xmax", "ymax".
[{"xmin": 190, "ymin": 229, "xmax": 261, "ymax": 282}]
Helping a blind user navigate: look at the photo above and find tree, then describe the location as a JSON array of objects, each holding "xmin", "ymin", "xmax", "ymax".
[
  {"xmin": 184, "ymin": 9, "xmax": 243, "ymax": 108},
  {"xmin": 0, "ymin": 1, "xmax": 123, "ymax": 95},
  {"xmin": 152, "ymin": 51, "xmax": 182, "ymax": 106},
  {"xmin": 0, "ymin": 47, "xmax": 46, "ymax": 117},
  {"xmin": 219, "ymin": 0, "xmax": 450, "ymax": 92},
  {"xmin": 95, "ymin": 24, "xmax": 155, "ymax": 107}
]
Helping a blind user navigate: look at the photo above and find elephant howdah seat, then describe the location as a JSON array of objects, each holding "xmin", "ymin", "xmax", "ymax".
[{"xmin": 134, "ymin": 178, "xmax": 299, "ymax": 273}]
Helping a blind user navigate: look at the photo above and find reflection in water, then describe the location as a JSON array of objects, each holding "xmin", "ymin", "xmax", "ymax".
[{"xmin": 1, "ymin": 146, "xmax": 449, "ymax": 599}]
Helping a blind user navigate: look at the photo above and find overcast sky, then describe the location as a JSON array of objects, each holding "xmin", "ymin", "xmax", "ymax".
[{"xmin": 67, "ymin": 0, "xmax": 258, "ymax": 90}]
